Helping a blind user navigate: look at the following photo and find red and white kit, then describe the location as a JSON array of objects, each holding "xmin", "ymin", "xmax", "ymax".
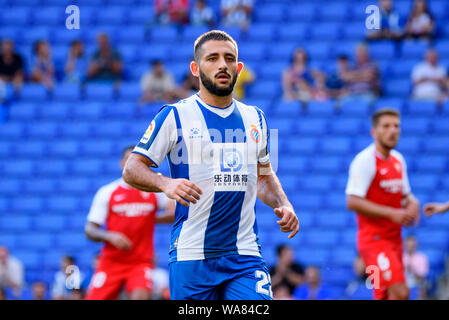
[
  {"xmin": 85, "ymin": 178, "xmax": 168, "ymax": 300},
  {"xmin": 346, "ymin": 144, "xmax": 412, "ymax": 300}
]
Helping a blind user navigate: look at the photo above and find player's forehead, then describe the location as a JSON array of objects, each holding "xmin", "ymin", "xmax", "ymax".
[
  {"xmin": 199, "ymin": 40, "xmax": 237, "ymax": 59},
  {"xmin": 378, "ymin": 114, "xmax": 400, "ymax": 125}
]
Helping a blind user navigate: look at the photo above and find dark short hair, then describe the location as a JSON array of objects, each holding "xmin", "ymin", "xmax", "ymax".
[
  {"xmin": 276, "ymin": 244, "xmax": 290, "ymax": 256},
  {"xmin": 371, "ymin": 108, "xmax": 400, "ymax": 128},
  {"xmin": 194, "ymin": 30, "xmax": 238, "ymax": 62},
  {"xmin": 63, "ymin": 256, "xmax": 75, "ymax": 265}
]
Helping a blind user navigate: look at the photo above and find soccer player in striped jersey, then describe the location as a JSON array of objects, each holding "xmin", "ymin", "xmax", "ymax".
[
  {"xmin": 346, "ymin": 108, "xmax": 420, "ymax": 300},
  {"xmin": 123, "ymin": 30, "xmax": 299, "ymax": 300}
]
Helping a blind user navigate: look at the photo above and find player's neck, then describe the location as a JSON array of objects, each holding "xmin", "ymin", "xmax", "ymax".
[
  {"xmin": 374, "ymin": 141, "xmax": 391, "ymax": 159},
  {"xmin": 197, "ymin": 89, "xmax": 233, "ymax": 109}
]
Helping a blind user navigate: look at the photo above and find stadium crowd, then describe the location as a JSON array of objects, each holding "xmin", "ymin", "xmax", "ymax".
[{"xmin": 1, "ymin": 0, "xmax": 449, "ymax": 300}]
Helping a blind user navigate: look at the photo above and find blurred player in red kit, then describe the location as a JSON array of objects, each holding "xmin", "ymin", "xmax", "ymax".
[
  {"xmin": 345, "ymin": 108, "xmax": 420, "ymax": 300},
  {"xmin": 84, "ymin": 146, "xmax": 175, "ymax": 300}
]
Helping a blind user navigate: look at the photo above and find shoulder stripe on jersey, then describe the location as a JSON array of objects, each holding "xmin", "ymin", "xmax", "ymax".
[{"xmin": 136, "ymin": 105, "xmax": 174, "ymax": 151}]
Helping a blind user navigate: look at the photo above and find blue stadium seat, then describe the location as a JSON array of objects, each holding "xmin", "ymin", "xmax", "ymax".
[
  {"xmin": 407, "ymin": 100, "xmax": 437, "ymax": 116},
  {"xmin": 247, "ymin": 81, "xmax": 280, "ymax": 100},
  {"xmin": 246, "ymin": 23, "xmax": 277, "ymax": 42},
  {"xmin": 8, "ymin": 102, "xmax": 39, "ymax": 121},
  {"xmin": 13, "ymin": 250, "xmax": 40, "ymax": 269},
  {"xmin": 2, "ymin": 160, "xmax": 34, "ymax": 177},
  {"xmin": 320, "ymin": 138, "xmax": 351, "ymax": 154},
  {"xmin": 414, "ymin": 156, "xmax": 447, "ymax": 173},
  {"xmin": 181, "ymin": 26, "xmax": 209, "ymax": 43},
  {"xmin": 296, "ymin": 248, "xmax": 330, "ymax": 267},
  {"xmin": 84, "ymin": 84, "xmax": 115, "ymax": 102},
  {"xmin": 23, "ymin": 179, "xmax": 57, "ymax": 195},
  {"xmin": 409, "ymin": 174, "xmax": 439, "ymax": 191},
  {"xmin": 72, "ymin": 102, "xmax": 104, "ymax": 119},
  {"xmin": 150, "ymin": 26, "xmax": 178, "ymax": 43},
  {"xmin": 71, "ymin": 159, "xmax": 103, "ymax": 175},
  {"xmin": 277, "ymin": 155, "xmax": 308, "ymax": 174},
  {"xmin": 396, "ymin": 136, "xmax": 422, "ymax": 154},
  {"xmin": 326, "ymin": 193, "xmax": 347, "ymax": 209},
  {"xmin": 329, "ymin": 118, "xmax": 362, "ymax": 135},
  {"xmin": 299, "ymin": 175, "xmax": 333, "ymax": 191},
  {"xmin": 331, "ymin": 248, "xmax": 357, "ymax": 268},
  {"xmin": 35, "ymin": 160, "xmax": 68, "ymax": 176},
  {"xmin": 433, "ymin": 118, "xmax": 449, "ymax": 134},
  {"xmin": 47, "ymin": 141, "xmax": 80, "ymax": 158},
  {"xmin": 33, "ymin": 215, "xmax": 66, "ymax": 231},
  {"xmin": 384, "ymin": 79, "xmax": 411, "ymax": 97},
  {"xmin": 416, "ymin": 229, "xmax": 448, "ymax": 247},
  {"xmin": 306, "ymin": 101, "xmax": 335, "ymax": 117},
  {"xmin": 270, "ymin": 100, "xmax": 301, "ymax": 118},
  {"xmin": 401, "ymin": 118, "xmax": 430, "ymax": 135},
  {"xmin": 321, "ymin": 267, "xmax": 353, "ymax": 287},
  {"xmin": 59, "ymin": 122, "xmax": 92, "ymax": 138},
  {"xmin": 52, "ymin": 84, "xmax": 81, "ymax": 102},
  {"xmin": 287, "ymin": 137, "xmax": 318, "ymax": 154},
  {"xmin": 40, "ymin": 104, "xmax": 72, "ymax": 120},
  {"xmin": 52, "ymin": 29, "xmax": 84, "ymax": 45},
  {"xmin": 1, "ymin": 8, "xmax": 30, "ymax": 26},
  {"xmin": 424, "ymin": 137, "xmax": 449, "ymax": 153},
  {"xmin": 47, "ymin": 196, "xmax": 80, "ymax": 212},
  {"xmin": 254, "ymin": 4, "xmax": 284, "ymax": 23},
  {"xmin": 19, "ymin": 85, "xmax": 49, "ymax": 102},
  {"xmin": 286, "ymin": 4, "xmax": 317, "ymax": 22},
  {"xmin": 315, "ymin": 213, "xmax": 349, "ymax": 228},
  {"xmin": 339, "ymin": 99, "xmax": 371, "ymax": 116},
  {"xmin": 118, "ymin": 83, "xmax": 141, "ymax": 101},
  {"xmin": 80, "ymin": 140, "xmax": 115, "ymax": 156},
  {"xmin": 0, "ymin": 178, "xmax": 21, "ymax": 196},
  {"xmin": 309, "ymin": 23, "xmax": 342, "ymax": 41},
  {"xmin": 31, "ymin": 7, "xmax": 63, "ymax": 26},
  {"xmin": 295, "ymin": 119, "xmax": 327, "ymax": 135},
  {"xmin": 373, "ymin": 98, "xmax": 404, "ymax": 111},
  {"xmin": 304, "ymin": 229, "xmax": 339, "ymax": 246},
  {"xmin": 96, "ymin": 6, "xmax": 127, "ymax": 25},
  {"xmin": 343, "ymin": 21, "xmax": 368, "ymax": 40},
  {"xmin": 19, "ymin": 233, "xmax": 53, "ymax": 250},
  {"xmin": 55, "ymin": 232, "xmax": 90, "ymax": 250},
  {"xmin": 0, "ymin": 216, "xmax": 32, "ymax": 232},
  {"xmin": 128, "ymin": 6, "xmax": 154, "ymax": 25},
  {"xmin": 277, "ymin": 23, "xmax": 309, "ymax": 42},
  {"xmin": 311, "ymin": 157, "xmax": 342, "ymax": 173},
  {"xmin": 289, "ymin": 193, "xmax": 322, "ymax": 209},
  {"xmin": 401, "ymin": 41, "xmax": 429, "ymax": 59}
]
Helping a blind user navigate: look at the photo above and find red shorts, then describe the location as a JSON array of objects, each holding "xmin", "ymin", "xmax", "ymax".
[
  {"xmin": 85, "ymin": 258, "xmax": 153, "ymax": 300},
  {"xmin": 358, "ymin": 239, "xmax": 406, "ymax": 300}
]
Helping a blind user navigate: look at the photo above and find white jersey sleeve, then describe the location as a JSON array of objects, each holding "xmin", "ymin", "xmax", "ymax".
[
  {"xmin": 257, "ymin": 108, "xmax": 270, "ymax": 164},
  {"xmin": 345, "ymin": 147, "xmax": 376, "ymax": 198},
  {"xmin": 87, "ymin": 182, "xmax": 117, "ymax": 226},
  {"xmin": 133, "ymin": 106, "xmax": 179, "ymax": 168},
  {"xmin": 392, "ymin": 150, "xmax": 412, "ymax": 196}
]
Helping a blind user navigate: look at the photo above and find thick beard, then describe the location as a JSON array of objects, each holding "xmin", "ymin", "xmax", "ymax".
[{"xmin": 199, "ymin": 69, "xmax": 237, "ymax": 97}]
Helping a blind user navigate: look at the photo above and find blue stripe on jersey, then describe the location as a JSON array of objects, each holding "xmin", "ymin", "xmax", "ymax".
[
  {"xmin": 167, "ymin": 106, "xmax": 190, "ymax": 262},
  {"xmin": 195, "ymin": 100, "xmax": 246, "ymax": 143},
  {"xmin": 203, "ymin": 191, "xmax": 245, "ymax": 258},
  {"xmin": 136, "ymin": 105, "xmax": 173, "ymax": 151}
]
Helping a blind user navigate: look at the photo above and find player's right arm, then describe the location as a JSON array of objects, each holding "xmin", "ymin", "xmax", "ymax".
[
  {"xmin": 84, "ymin": 184, "xmax": 132, "ymax": 250},
  {"xmin": 345, "ymin": 152, "xmax": 416, "ymax": 226},
  {"xmin": 122, "ymin": 106, "xmax": 202, "ymax": 207},
  {"xmin": 424, "ymin": 201, "xmax": 449, "ymax": 217}
]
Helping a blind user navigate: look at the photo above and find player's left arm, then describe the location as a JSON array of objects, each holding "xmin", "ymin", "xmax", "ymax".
[{"xmin": 257, "ymin": 162, "xmax": 299, "ymax": 239}]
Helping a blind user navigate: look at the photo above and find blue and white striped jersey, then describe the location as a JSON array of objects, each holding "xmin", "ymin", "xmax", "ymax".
[{"xmin": 133, "ymin": 94, "xmax": 270, "ymax": 262}]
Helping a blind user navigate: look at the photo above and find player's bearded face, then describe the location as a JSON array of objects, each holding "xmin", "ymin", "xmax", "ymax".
[
  {"xmin": 375, "ymin": 116, "xmax": 400, "ymax": 149},
  {"xmin": 199, "ymin": 67, "xmax": 238, "ymax": 97}
]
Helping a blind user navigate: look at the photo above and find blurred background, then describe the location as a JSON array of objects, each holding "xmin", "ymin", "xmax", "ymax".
[{"xmin": 0, "ymin": 0, "xmax": 449, "ymax": 300}]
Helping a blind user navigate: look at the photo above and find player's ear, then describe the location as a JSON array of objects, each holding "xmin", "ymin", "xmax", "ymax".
[
  {"xmin": 370, "ymin": 127, "xmax": 376, "ymax": 139},
  {"xmin": 190, "ymin": 60, "xmax": 199, "ymax": 77},
  {"xmin": 237, "ymin": 61, "xmax": 244, "ymax": 77}
]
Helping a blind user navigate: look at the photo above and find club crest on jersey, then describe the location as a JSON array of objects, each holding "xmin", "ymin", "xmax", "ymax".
[
  {"xmin": 394, "ymin": 162, "xmax": 401, "ymax": 172},
  {"xmin": 250, "ymin": 124, "xmax": 260, "ymax": 143},
  {"xmin": 140, "ymin": 120, "xmax": 155, "ymax": 144}
]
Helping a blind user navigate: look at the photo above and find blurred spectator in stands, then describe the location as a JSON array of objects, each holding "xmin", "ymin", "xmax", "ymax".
[
  {"xmin": 273, "ymin": 284, "xmax": 294, "ymax": 300},
  {"xmin": 403, "ymin": 235, "xmax": 429, "ymax": 299},
  {"xmin": 366, "ymin": 0, "xmax": 403, "ymax": 41},
  {"xmin": 0, "ymin": 246, "xmax": 24, "ymax": 299},
  {"xmin": 310, "ymin": 71, "xmax": 331, "ymax": 102},
  {"xmin": 0, "ymin": 287, "xmax": 6, "ymax": 300},
  {"xmin": 221, "ymin": 0, "xmax": 253, "ymax": 31},
  {"xmin": 31, "ymin": 281, "xmax": 48, "ymax": 300},
  {"xmin": 292, "ymin": 266, "xmax": 334, "ymax": 300},
  {"xmin": 269, "ymin": 244, "xmax": 304, "ymax": 296},
  {"xmin": 172, "ymin": 68, "xmax": 200, "ymax": 100},
  {"xmin": 404, "ymin": 0, "xmax": 435, "ymax": 40},
  {"xmin": 140, "ymin": 59, "xmax": 177, "ymax": 103},
  {"xmin": 191, "ymin": 0, "xmax": 215, "ymax": 28},
  {"xmin": 80, "ymin": 254, "xmax": 99, "ymax": 295},
  {"xmin": 154, "ymin": 0, "xmax": 190, "ymax": 25},
  {"xmin": 0, "ymin": 39, "xmax": 24, "ymax": 90},
  {"xmin": 282, "ymin": 48, "xmax": 326, "ymax": 103},
  {"xmin": 233, "ymin": 64, "xmax": 255, "ymax": 100},
  {"xmin": 64, "ymin": 40, "xmax": 87, "ymax": 84},
  {"xmin": 87, "ymin": 33, "xmax": 123, "ymax": 83},
  {"xmin": 411, "ymin": 48, "xmax": 447, "ymax": 101},
  {"xmin": 30, "ymin": 40, "xmax": 55, "ymax": 89},
  {"xmin": 326, "ymin": 55, "xmax": 350, "ymax": 99},
  {"xmin": 51, "ymin": 256, "xmax": 84, "ymax": 300},
  {"xmin": 344, "ymin": 255, "xmax": 372, "ymax": 299},
  {"xmin": 339, "ymin": 44, "xmax": 380, "ymax": 102}
]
